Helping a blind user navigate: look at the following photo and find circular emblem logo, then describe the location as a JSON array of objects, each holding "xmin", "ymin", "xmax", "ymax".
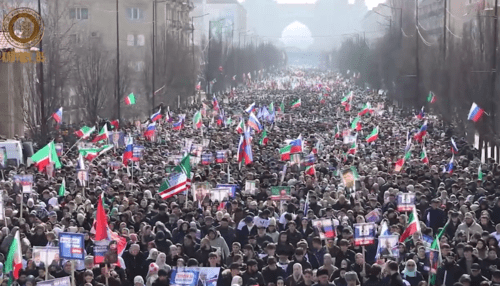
[{"xmin": 2, "ymin": 8, "xmax": 44, "ymax": 49}]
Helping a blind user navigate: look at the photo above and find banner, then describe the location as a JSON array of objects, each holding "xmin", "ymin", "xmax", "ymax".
[
  {"xmin": 201, "ymin": 153, "xmax": 214, "ymax": 165},
  {"xmin": 375, "ymin": 235, "xmax": 399, "ymax": 259},
  {"xmin": 77, "ymin": 170, "xmax": 88, "ymax": 187},
  {"xmin": 312, "ymin": 218, "xmax": 336, "ymax": 240},
  {"xmin": 397, "ymin": 193, "xmax": 415, "ymax": 212},
  {"xmin": 353, "ymin": 223, "xmax": 376, "ymax": 246},
  {"xmin": 13, "ymin": 174, "xmax": 33, "ymax": 194},
  {"xmin": 270, "ymin": 186, "xmax": 291, "ymax": 201},
  {"xmin": 36, "ymin": 277, "xmax": 71, "ymax": 286},
  {"xmin": 59, "ymin": 232, "xmax": 85, "ymax": 260},
  {"xmin": 341, "ymin": 168, "xmax": 357, "ymax": 190},
  {"xmin": 170, "ymin": 267, "xmax": 220, "ymax": 286},
  {"xmin": 108, "ymin": 161, "xmax": 122, "ymax": 171}
]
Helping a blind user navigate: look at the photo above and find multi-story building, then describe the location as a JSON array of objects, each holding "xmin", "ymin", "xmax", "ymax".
[{"xmin": 191, "ymin": 0, "xmax": 247, "ymax": 47}]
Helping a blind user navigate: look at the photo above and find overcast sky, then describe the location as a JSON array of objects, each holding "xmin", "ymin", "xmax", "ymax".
[{"xmin": 237, "ymin": 0, "xmax": 387, "ymax": 10}]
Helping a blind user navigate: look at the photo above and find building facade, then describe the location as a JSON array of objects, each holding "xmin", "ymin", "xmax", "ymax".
[{"xmin": 191, "ymin": 0, "xmax": 247, "ymax": 47}]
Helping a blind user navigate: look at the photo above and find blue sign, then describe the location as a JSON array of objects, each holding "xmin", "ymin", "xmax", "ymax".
[
  {"xmin": 58, "ymin": 232, "xmax": 85, "ymax": 260},
  {"xmin": 216, "ymin": 184, "xmax": 238, "ymax": 198}
]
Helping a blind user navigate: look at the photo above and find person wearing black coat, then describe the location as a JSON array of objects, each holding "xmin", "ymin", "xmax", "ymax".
[
  {"xmin": 387, "ymin": 261, "xmax": 405, "ymax": 286},
  {"xmin": 437, "ymin": 253, "xmax": 463, "ymax": 286},
  {"xmin": 363, "ymin": 265, "xmax": 383, "ymax": 286},
  {"xmin": 122, "ymin": 244, "xmax": 145, "ymax": 284},
  {"xmin": 262, "ymin": 257, "xmax": 286, "ymax": 285},
  {"xmin": 424, "ymin": 199, "xmax": 446, "ymax": 234}
]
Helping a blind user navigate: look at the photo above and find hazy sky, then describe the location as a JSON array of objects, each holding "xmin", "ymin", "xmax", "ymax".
[{"xmin": 237, "ymin": 0, "xmax": 387, "ymax": 9}]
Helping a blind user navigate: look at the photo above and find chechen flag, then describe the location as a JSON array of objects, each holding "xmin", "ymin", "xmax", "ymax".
[
  {"xmin": 31, "ymin": 141, "xmax": 62, "ymax": 172},
  {"xmin": 420, "ymin": 147, "xmax": 429, "ymax": 164},
  {"xmin": 468, "ymin": 102, "xmax": 484, "ymax": 122},
  {"xmin": 399, "ymin": 208, "xmax": 420, "ymax": 242},
  {"xmin": 4, "ymin": 229, "xmax": 22, "ymax": 281},
  {"xmin": 365, "ymin": 126, "xmax": 379, "ymax": 143},
  {"xmin": 124, "ymin": 93, "xmax": 136, "ymax": 105},
  {"xmin": 52, "ymin": 107, "xmax": 63, "ymax": 124}
]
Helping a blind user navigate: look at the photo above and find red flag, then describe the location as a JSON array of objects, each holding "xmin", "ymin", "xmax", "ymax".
[
  {"xmin": 95, "ymin": 196, "xmax": 108, "ymax": 241},
  {"xmin": 110, "ymin": 120, "xmax": 119, "ymax": 130}
]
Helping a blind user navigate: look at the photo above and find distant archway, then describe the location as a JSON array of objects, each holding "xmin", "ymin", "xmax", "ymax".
[{"xmin": 280, "ymin": 21, "xmax": 314, "ymax": 50}]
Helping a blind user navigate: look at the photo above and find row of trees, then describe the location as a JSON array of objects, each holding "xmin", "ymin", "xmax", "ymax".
[
  {"xmin": 203, "ymin": 31, "xmax": 287, "ymax": 95},
  {"xmin": 325, "ymin": 0, "xmax": 500, "ymax": 147}
]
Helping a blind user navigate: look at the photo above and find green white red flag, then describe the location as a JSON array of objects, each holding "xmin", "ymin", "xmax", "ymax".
[
  {"xmin": 365, "ymin": 127, "xmax": 378, "ymax": 143},
  {"xmin": 4, "ymin": 229, "xmax": 22, "ymax": 282},
  {"xmin": 399, "ymin": 208, "xmax": 420, "ymax": 242},
  {"xmin": 31, "ymin": 141, "xmax": 62, "ymax": 172}
]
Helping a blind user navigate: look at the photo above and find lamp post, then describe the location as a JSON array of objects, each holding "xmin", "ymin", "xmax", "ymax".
[{"xmin": 191, "ymin": 13, "xmax": 210, "ymax": 92}]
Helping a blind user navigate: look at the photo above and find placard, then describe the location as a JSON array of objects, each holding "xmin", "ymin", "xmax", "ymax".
[
  {"xmin": 202, "ymin": 139, "xmax": 210, "ymax": 147},
  {"xmin": 0, "ymin": 190, "xmax": 4, "ymax": 220},
  {"xmin": 397, "ymin": 193, "xmax": 415, "ymax": 212},
  {"xmin": 110, "ymin": 132, "xmax": 125, "ymax": 147},
  {"xmin": 133, "ymin": 145, "xmax": 145, "ymax": 160},
  {"xmin": 33, "ymin": 246, "xmax": 60, "ymax": 266},
  {"xmin": 0, "ymin": 147, "xmax": 6, "ymax": 169},
  {"xmin": 365, "ymin": 209, "xmax": 382, "ymax": 223},
  {"xmin": 210, "ymin": 188, "xmax": 230, "ymax": 202},
  {"xmin": 13, "ymin": 175, "xmax": 33, "ymax": 194},
  {"xmin": 36, "ymin": 277, "xmax": 71, "ymax": 286},
  {"xmin": 244, "ymin": 180, "xmax": 258, "ymax": 195},
  {"xmin": 59, "ymin": 232, "xmax": 85, "ymax": 260},
  {"xmin": 55, "ymin": 143, "xmax": 63, "ymax": 157},
  {"xmin": 375, "ymin": 235, "xmax": 400, "ymax": 259},
  {"xmin": 192, "ymin": 182, "xmax": 211, "ymax": 202},
  {"xmin": 341, "ymin": 169, "xmax": 356, "ymax": 190},
  {"xmin": 169, "ymin": 155, "xmax": 183, "ymax": 165},
  {"xmin": 93, "ymin": 240, "xmax": 110, "ymax": 264},
  {"xmin": 170, "ymin": 267, "xmax": 220, "ymax": 286},
  {"xmin": 108, "ymin": 161, "xmax": 122, "ymax": 171},
  {"xmin": 216, "ymin": 184, "xmax": 237, "ymax": 198},
  {"xmin": 353, "ymin": 223, "xmax": 376, "ymax": 246},
  {"xmin": 312, "ymin": 218, "xmax": 336, "ymax": 240},
  {"xmin": 216, "ymin": 151, "xmax": 227, "ymax": 163},
  {"xmin": 270, "ymin": 186, "xmax": 291, "ymax": 200},
  {"xmin": 201, "ymin": 153, "xmax": 214, "ymax": 165},
  {"xmin": 77, "ymin": 170, "xmax": 88, "ymax": 186}
]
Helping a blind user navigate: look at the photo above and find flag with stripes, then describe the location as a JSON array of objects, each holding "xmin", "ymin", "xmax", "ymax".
[{"xmin": 158, "ymin": 172, "xmax": 188, "ymax": 200}]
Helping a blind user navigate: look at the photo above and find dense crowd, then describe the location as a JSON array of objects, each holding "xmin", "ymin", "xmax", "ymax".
[{"xmin": 0, "ymin": 69, "xmax": 495, "ymax": 286}]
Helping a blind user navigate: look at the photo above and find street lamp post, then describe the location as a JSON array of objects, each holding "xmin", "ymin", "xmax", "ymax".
[{"xmin": 191, "ymin": 13, "xmax": 210, "ymax": 94}]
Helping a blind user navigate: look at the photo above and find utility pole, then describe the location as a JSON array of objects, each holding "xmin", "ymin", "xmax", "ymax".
[
  {"xmin": 492, "ymin": 0, "xmax": 499, "ymax": 154},
  {"xmin": 152, "ymin": 0, "xmax": 156, "ymax": 111},
  {"xmin": 207, "ymin": 20, "xmax": 212, "ymax": 95},
  {"xmin": 116, "ymin": 0, "xmax": 121, "ymax": 120},
  {"xmin": 38, "ymin": 0, "xmax": 46, "ymax": 139},
  {"xmin": 415, "ymin": 0, "xmax": 420, "ymax": 107},
  {"xmin": 152, "ymin": 2, "xmax": 156, "ymax": 108},
  {"xmin": 443, "ymin": 0, "xmax": 447, "ymax": 59}
]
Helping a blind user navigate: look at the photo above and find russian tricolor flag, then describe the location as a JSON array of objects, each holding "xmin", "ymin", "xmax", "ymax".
[
  {"xmin": 468, "ymin": 102, "xmax": 485, "ymax": 122},
  {"xmin": 173, "ymin": 120, "xmax": 184, "ymax": 131},
  {"xmin": 212, "ymin": 95, "xmax": 219, "ymax": 111},
  {"xmin": 290, "ymin": 135, "xmax": 303, "ymax": 154},
  {"xmin": 53, "ymin": 107, "xmax": 63, "ymax": 124},
  {"xmin": 144, "ymin": 122, "xmax": 156, "ymax": 140},
  {"xmin": 245, "ymin": 102, "xmax": 256, "ymax": 113},
  {"xmin": 122, "ymin": 137, "xmax": 133, "ymax": 165},
  {"xmin": 150, "ymin": 108, "xmax": 162, "ymax": 122},
  {"xmin": 416, "ymin": 107, "xmax": 425, "ymax": 120},
  {"xmin": 446, "ymin": 156, "xmax": 454, "ymax": 174},
  {"xmin": 247, "ymin": 112, "xmax": 262, "ymax": 133},
  {"xmin": 451, "ymin": 138, "xmax": 459, "ymax": 154},
  {"xmin": 414, "ymin": 121, "xmax": 428, "ymax": 143}
]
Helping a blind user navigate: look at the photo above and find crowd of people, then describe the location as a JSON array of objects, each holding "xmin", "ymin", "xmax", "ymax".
[{"xmin": 0, "ymin": 69, "xmax": 495, "ymax": 286}]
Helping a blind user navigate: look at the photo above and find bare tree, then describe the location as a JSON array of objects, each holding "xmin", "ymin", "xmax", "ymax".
[{"xmin": 73, "ymin": 42, "xmax": 111, "ymax": 122}]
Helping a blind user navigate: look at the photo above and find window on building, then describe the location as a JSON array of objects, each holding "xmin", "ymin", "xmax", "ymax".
[
  {"xmin": 69, "ymin": 8, "xmax": 88, "ymax": 20},
  {"xmin": 137, "ymin": 34, "xmax": 145, "ymax": 46},
  {"xmin": 127, "ymin": 34, "xmax": 135, "ymax": 46},
  {"xmin": 127, "ymin": 7, "xmax": 143, "ymax": 20}
]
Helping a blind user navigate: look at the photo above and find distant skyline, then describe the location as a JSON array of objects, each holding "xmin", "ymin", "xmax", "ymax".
[{"xmin": 236, "ymin": 0, "xmax": 387, "ymax": 9}]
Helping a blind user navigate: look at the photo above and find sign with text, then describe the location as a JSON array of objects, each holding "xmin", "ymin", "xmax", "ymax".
[
  {"xmin": 58, "ymin": 232, "xmax": 85, "ymax": 260},
  {"xmin": 36, "ymin": 277, "xmax": 71, "ymax": 286},
  {"xmin": 13, "ymin": 175, "xmax": 33, "ymax": 194},
  {"xmin": 353, "ymin": 223, "xmax": 376, "ymax": 246},
  {"xmin": 312, "ymin": 218, "xmax": 336, "ymax": 240},
  {"xmin": 244, "ymin": 180, "xmax": 258, "ymax": 195},
  {"xmin": 397, "ymin": 193, "xmax": 415, "ymax": 212}
]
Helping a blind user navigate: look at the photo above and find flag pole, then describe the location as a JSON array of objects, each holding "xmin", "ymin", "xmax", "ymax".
[{"xmin": 63, "ymin": 136, "xmax": 84, "ymax": 156}]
